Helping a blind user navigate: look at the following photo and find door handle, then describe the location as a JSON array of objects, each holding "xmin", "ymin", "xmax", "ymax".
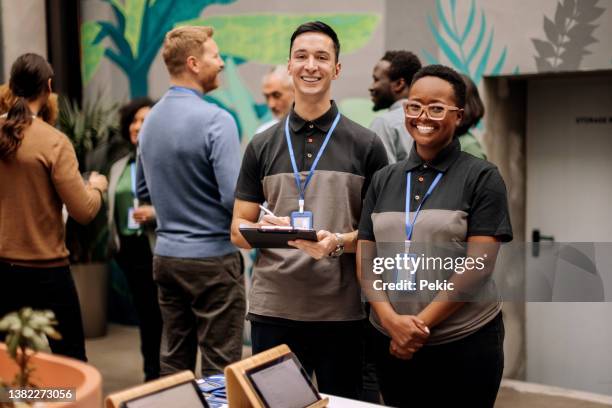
[{"xmin": 532, "ymin": 229, "xmax": 554, "ymax": 257}]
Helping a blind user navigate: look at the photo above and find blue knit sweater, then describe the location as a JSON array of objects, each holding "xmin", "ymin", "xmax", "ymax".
[{"xmin": 136, "ymin": 87, "xmax": 240, "ymax": 258}]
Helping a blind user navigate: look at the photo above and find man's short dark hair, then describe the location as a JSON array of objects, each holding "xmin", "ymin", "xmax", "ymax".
[
  {"xmin": 289, "ymin": 21, "xmax": 340, "ymax": 61},
  {"xmin": 411, "ymin": 64, "xmax": 466, "ymax": 108},
  {"xmin": 381, "ymin": 50, "xmax": 422, "ymax": 85}
]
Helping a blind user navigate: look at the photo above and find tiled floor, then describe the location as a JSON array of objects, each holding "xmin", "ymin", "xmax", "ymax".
[{"xmin": 86, "ymin": 324, "xmax": 612, "ymax": 407}]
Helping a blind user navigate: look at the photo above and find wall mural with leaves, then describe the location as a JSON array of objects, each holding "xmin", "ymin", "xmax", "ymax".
[
  {"xmin": 422, "ymin": 0, "xmax": 516, "ymax": 86},
  {"xmin": 81, "ymin": 0, "xmax": 381, "ymax": 140},
  {"xmin": 531, "ymin": 0, "xmax": 605, "ymax": 71}
]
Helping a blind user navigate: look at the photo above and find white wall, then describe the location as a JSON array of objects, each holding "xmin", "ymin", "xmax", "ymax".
[{"xmin": 0, "ymin": 0, "xmax": 47, "ymax": 78}]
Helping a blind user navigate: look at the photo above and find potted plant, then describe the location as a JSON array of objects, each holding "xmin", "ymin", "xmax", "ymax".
[
  {"xmin": 56, "ymin": 95, "xmax": 120, "ymax": 338},
  {"xmin": 0, "ymin": 308, "xmax": 102, "ymax": 407}
]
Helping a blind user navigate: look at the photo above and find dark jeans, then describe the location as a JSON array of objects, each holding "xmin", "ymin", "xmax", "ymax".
[
  {"xmin": 371, "ymin": 312, "xmax": 504, "ymax": 408},
  {"xmin": 153, "ymin": 252, "xmax": 245, "ymax": 377},
  {"xmin": 0, "ymin": 262, "xmax": 87, "ymax": 361},
  {"xmin": 251, "ymin": 319, "xmax": 364, "ymax": 400},
  {"xmin": 115, "ymin": 234, "xmax": 162, "ymax": 381}
]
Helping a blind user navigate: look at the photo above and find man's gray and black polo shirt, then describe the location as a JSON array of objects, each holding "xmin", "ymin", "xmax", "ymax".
[
  {"xmin": 236, "ymin": 101, "xmax": 388, "ymax": 323},
  {"xmin": 358, "ymin": 138, "xmax": 512, "ymax": 344}
]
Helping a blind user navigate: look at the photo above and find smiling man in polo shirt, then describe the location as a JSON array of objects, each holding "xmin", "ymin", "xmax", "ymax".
[{"xmin": 231, "ymin": 21, "xmax": 388, "ymax": 399}]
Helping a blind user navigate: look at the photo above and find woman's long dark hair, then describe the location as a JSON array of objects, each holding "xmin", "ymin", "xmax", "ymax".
[{"xmin": 0, "ymin": 53, "xmax": 54, "ymax": 160}]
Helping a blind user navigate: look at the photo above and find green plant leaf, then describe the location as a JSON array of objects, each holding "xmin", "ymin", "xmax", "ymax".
[
  {"xmin": 81, "ymin": 21, "xmax": 105, "ymax": 86},
  {"xmin": 427, "ymin": 15, "xmax": 465, "ymax": 72},
  {"xmin": 181, "ymin": 13, "xmax": 380, "ymax": 64},
  {"xmin": 124, "ymin": 0, "xmax": 147, "ymax": 58}
]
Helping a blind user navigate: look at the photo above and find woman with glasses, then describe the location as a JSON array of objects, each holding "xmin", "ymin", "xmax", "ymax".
[{"xmin": 357, "ymin": 65, "xmax": 512, "ymax": 407}]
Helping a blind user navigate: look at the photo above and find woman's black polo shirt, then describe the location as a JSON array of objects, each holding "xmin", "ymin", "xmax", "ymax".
[
  {"xmin": 358, "ymin": 138, "xmax": 512, "ymax": 343},
  {"xmin": 236, "ymin": 101, "xmax": 388, "ymax": 322}
]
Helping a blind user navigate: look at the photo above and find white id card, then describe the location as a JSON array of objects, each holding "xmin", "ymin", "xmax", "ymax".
[
  {"xmin": 395, "ymin": 249, "xmax": 417, "ymax": 291},
  {"xmin": 127, "ymin": 207, "xmax": 140, "ymax": 230}
]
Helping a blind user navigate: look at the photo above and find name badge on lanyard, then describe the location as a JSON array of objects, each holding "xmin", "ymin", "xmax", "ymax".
[
  {"xmin": 397, "ymin": 171, "xmax": 443, "ymax": 288},
  {"xmin": 285, "ymin": 112, "xmax": 341, "ymax": 230},
  {"xmin": 127, "ymin": 163, "xmax": 141, "ymax": 231}
]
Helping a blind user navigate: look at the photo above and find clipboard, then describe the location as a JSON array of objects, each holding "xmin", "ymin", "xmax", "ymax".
[{"xmin": 240, "ymin": 226, "xmax": 318, "ymax": 248}]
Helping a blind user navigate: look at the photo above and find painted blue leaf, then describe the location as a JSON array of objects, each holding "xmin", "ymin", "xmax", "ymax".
[
  {"xmin": 461, "ymin": 0, "xmax": 476, "ymax": 43},
  {"xmin": 95, "ymin": 21, "xmax": 133, "ymax": 58},
  {"xmin": 104, "ymin": 48, "xmax": 131, "ymax": 72},
  {"xmin": 490, "ymin": 46, "xmax": 507, "ymax": 75},
  {"xmin": 108, "ymin": 2, "xmax": 126, "ymax": 34},
  {"xmin": 427, "ymin": 15, "xmax": 465, "ymax": 71},
  {"xmin": 422, "ymin": 48, "xmax": 439, "ymax": 65},
  {"xmin": 513, "ymin": 66, "xmax": 520, "ymax": 74},
  {"xmin": 474, "ymin": 28, "xmax": 494, "ymax": 85},
  {"xmin": 436, "ymin": 0, "xmax": 461, "ymax": 44},
  {"xmin": 466, "ymin": 12, "xmax": 486, "ymax": 70},
  {"xmin": 450, "ymin": 0, "xmax": 457, "ymax": 16}
]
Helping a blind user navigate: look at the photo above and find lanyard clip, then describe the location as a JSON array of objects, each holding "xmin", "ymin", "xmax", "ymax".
[{"xmin": 299, "ymin": 199, "xmax": 304, "ymax": 213}]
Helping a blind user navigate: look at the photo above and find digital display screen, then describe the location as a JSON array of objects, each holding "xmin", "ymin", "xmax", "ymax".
[
  {"xmin": 246, "ymin": 354, "xmax": 319, "ymax": 408},
  {"xmin": 123, "ymin": 381, "xmax": 208, "ymax": 408}
]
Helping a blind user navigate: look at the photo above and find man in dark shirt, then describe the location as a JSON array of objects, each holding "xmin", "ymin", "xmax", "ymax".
[{"xmin": 231, "ymin": 21, "xmax": 388, "ymax": 399}]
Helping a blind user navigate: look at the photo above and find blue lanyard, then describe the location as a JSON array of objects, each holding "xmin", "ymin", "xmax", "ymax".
[
  {"xmin": 169, "ymin": 86, "xmax": 202, "ymax": 98},
  {"xmin": 130, "ymin": 162, "xmax": 137, "ymax": 196},
  {"xmin": 405, "ymin": 172, "xmax": 443, "ymax": 241},
  {"xmin": 285, "ymin": 112, "xmax": 341, "ymax": 212}
]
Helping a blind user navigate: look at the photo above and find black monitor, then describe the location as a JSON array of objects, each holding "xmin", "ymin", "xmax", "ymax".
[
  {"xmin": 121, "ymin": 380, "xmax": 209, "ymax": 408},
  {"xmin": 244, "ymin": 353, "xmax": 321, "ymax": 408}
]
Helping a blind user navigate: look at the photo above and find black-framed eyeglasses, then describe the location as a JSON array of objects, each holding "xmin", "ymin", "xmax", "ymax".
[{"xmin": 404, "ymin": 100, "xmax": 462, "ymax": 120}]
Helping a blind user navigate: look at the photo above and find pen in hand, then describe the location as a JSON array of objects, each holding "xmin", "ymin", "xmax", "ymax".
[
  {"xmin": 258, "ymin": 205, "xmax": 291, "ymax": 226},
  {"xmin": 258, "ymin": 204, "xmax": 276, "ymax": 217}
]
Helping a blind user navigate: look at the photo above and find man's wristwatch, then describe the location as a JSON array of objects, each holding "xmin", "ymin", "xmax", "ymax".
[{"xmin": 329, "ymin": 233, "xmax": 345, "ymax": 257}]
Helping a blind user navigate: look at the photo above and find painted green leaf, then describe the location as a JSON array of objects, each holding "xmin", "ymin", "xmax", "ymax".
[
  {"xmin": 421, "ymin": 48, "xmax": 438, "ymax": 64},
  {"xmin": 124, "ymin": 0, "xmax": 147, "ymax": 58},
  {"xmin": 474, "ymin": 29, "xmax": 494, "ymax": 84},
  {"xmin": 223, "ymin": 57, "xmax": 260, "ymax": 140},
  {"xmin": 81, "ymin": 21, "xmax": 105, "ymax": 86},
  {"xmin": 181, "ymin": 13, "xmax": 380, "ymax": 64},
  {"xmin": 436, "ymin": 0, "xmax": 460, "ymax": 45},
  {"xmin": 108, "ymin": 0, "xmax": 126, "ymax": 16},
  {"xmin": 338, "ymin": 98, "xmax": 380, "ymax": 129},
  {"xmin": 490, "ymin": 46, "xmax": 507, "ymax": 75},
  {"xmin": 466, "ymin": 12, "xmax": 486, "ymax": 67},
  {"xmin": 427, "ymin": 15, "xmax": 465, "ymax": 72},
  {"xmin": 461, "ymin": 0, "xmax": 476, "ymax": 43}
]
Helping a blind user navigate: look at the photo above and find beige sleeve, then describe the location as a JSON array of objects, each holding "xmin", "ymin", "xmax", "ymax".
[{"xmin": 50, "ymin": 135, "xmax": 102, "ymax": 225}]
